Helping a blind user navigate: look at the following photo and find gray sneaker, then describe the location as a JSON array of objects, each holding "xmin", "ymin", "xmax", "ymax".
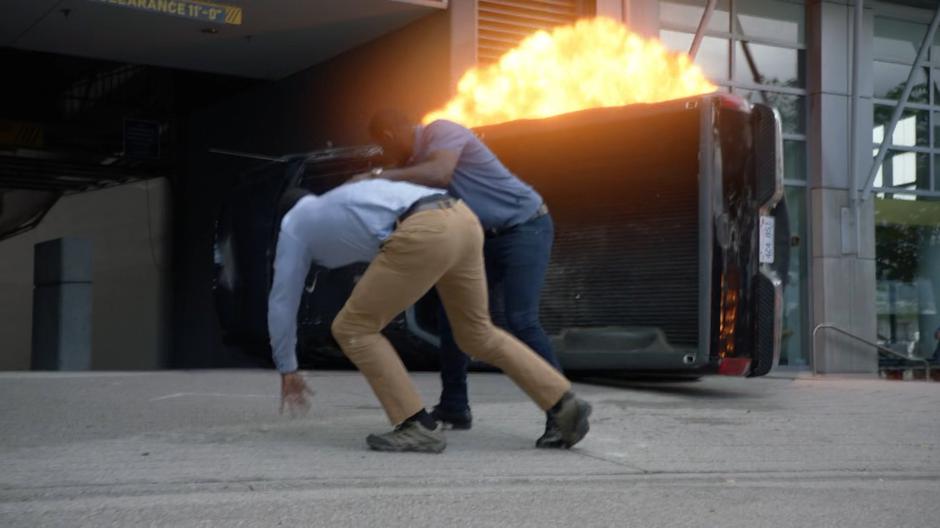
[
  {"xmin": 550, "ymin": 393, "xmax": 592, "ymax": 448},
  {"xmin": 535, "ymin": 412, "xmax": 565, "ymax": 449},
  {"xmin": 366, "ymin": 420, "xmax": 447, "ymax": 453}
]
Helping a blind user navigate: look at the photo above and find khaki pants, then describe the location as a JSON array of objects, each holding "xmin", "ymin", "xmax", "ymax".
[{"xmin": 331, "ymin": 201, "xmax": 572, "ymax": 425}]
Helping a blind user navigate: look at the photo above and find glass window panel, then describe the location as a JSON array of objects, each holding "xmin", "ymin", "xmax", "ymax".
[
  {"xmin": 659, "ymin": 30, "xmax": 730, "ymax": 80},
  {"xmin": 935, "ymin": 155, "xmax": 940, "ymax": 191},
  {"xmin": 780, "ymin": 185, "xmax": 807, "ymax": 367},
  {"xmin": 735, "ymin": 89, "xmax": 804, "ymax": 133},
  {"xmin": 874, "ymin": 17, "xmax": 928, "ymax": 64},
  {"xmin": 935, "ymin": 112, "xmax": 940, "ymax": 149},
  {"xmin": 933, "ymin": 70, "xmax": 940, "ymax": 106},
  {"xmin": 734, "ymin": 0, "xmax": 805, "ymax": 45},
  {"xmin": 935, "ymin": 30, "xmax": 940, "ymax": 66},
  {"xmin": 659, "ymin": 0, "xmax": 730, "ymax": 33},
  {"xmin": 874, "ymin": 151, "xmax": 930, "ymax": 191},
  {"xmin": 659, "ymin": 29, "xmax": 691, "ymax": 52},
  {"xmin": 875, "ymin": 196, "xmax": 940, "ymax": 360},
  {"xmin": 873, "ymin": 61, "xmax": 928, "ymax": 103},
  {"xmin": 734, "ymin": 42, "xmax": 805, "ymax": 88},
  {"xmin": 872, "ymin": 105, "xmax": 928, "ymax": 147},
  {"xmin": 784, "ymin": 140, "xmax": 806, "ymax": 180}
]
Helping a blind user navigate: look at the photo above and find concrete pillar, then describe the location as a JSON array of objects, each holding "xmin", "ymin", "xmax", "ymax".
[
  {"xmin": 595, "ymin": 0, "xmax": 624, "ymax": 21},
  {"xmin": 623, "ymin": 0, "xmax": 660, "ymax": 37},
  {"xmin": 448, "ymin": 0, "xmax": 476, "ymax": 91},
  {"xmin": 807, "ymin": 0, "xmax": 878, "ymax": 374},
  {"xmin": 31, "ymin": 237, "xmax": 93, "ymax": 370}
]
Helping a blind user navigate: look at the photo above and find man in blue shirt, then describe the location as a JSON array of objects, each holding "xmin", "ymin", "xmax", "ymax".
[
  {"xmin": 366, "ymin": 109, "xmax": 564, "ymax": 447},
  {"xmin": 270, "ymin": 179, "xmax": 592, "ymax": 453}
]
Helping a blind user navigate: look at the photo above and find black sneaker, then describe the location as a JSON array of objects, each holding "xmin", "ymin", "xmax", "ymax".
[
  {"xmin": 366, "ymin": 420, "xmax": 446, "ymax": 453},
  {"xmin": 535, "ymin": 412, "xmax": 566, "ymax": 449},
  {"xmin": 430, "ymin": 405, "xmax": 473, "ymax": 430},
  {"xmin": 549, "ymin": 393, "xmax": 592, "ymax": 448}
]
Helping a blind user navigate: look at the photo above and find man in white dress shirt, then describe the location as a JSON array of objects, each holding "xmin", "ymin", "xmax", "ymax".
[{"xmin": 268, "ymin": 179, "xmax": 592, "ymax": 453}]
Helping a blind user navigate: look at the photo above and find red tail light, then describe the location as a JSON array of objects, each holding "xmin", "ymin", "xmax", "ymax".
[{"xmin": 718, "ymin": 357, "xmax": 752, "ymax": 376}]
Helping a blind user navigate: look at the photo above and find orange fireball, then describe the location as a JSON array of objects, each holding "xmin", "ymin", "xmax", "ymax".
[{"xmin": 423, "ymin": 17, "xmax": 717, "ymax": 128}]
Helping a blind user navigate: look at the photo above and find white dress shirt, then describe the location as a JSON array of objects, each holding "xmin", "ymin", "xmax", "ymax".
[{"xmin": 268, "ymin": 179, "xmax": 443, "ymax": 372}]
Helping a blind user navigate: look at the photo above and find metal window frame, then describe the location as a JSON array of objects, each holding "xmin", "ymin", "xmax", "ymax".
[
  {"xmin": 872, "ymin": 97, "xmax": 933, "ymax": 110},
  {"xmin": 661, "ymin": 0, "xmax": 809, "ymax": 93},
  {"xmin": 662, "ymin": 23, "xmax": 808, "ymax": 51},
  {"xmin": 678, "ymin": 2, "xmax": 811, "ymax": 183},
  {"xmin": 689, "ymin": 0, "xmax": 718, "ymax": 59},
  {"xmin": 869, "ymin": 144, "xmax": 935, "ymax": 155},
  {"xmin": 662, "ymin": 0, "xmax": 808, "ymax": 49},
  {"xmin": 863, "ymin": 3, "xmax": 940, "ymax": 199},
  {"xmin": 871, "ymin": 102, "xmax": 931, "ymax": 150},
  {"xmin": 665, "ymin": 0, "xmax": 810, "ymax": 116},
  {"xmin": 871, "ymin": 0, "xmax": 940, "ymax": 31},
  {"xmin": 870, "ymin": 85, "xmax": 940, "ymax": 195},
  {"xmin": 873, "ymin": 186, "xmax": 940, "ymax": 198},
  {"xmin": 873, "ymin": 56, "xmax": 940, "ymax": 73},
  {"xmin": 678, "ymin": 1, "xmax": 811, "ymax": 163},
  {"xmin": 870, "ymin": 47, "xmax": 940, "ymax": 196},
  {"xmin": 724, "ymin": 80, "xmax": 807, "ymax": 96},
  {"xmin": 872, "ymin": 55, "xmax": 937, "ymax": 68},
  {"xmin": 870, "ymin": 149, "xmax": 932, "ymax": 191},
  {"xmin": 870, "ymin": 60, "xmax": 931, "ymax": 108},
  {"xmin": 870, "ymin": 14, "xmax": 940, "ymax": 66}
]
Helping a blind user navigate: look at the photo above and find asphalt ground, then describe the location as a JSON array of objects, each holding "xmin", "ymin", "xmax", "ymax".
[{"xmin": 1, "ymin": 370, "xmax": 938, "ymax": 527}]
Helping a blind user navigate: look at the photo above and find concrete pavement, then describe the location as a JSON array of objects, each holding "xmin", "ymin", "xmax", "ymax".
[{"xmin": 0, "ymin": 370, "xmax": 938, "ymax": 527}]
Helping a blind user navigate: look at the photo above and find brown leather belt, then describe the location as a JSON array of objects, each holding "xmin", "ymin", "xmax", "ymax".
[
  {"xmin": 485, "ymin": 203, "xmax": 549, "ymax": 238},
  {"xmin": 398, "ymin": 194, "xmax": 456, "ymax": 223}
]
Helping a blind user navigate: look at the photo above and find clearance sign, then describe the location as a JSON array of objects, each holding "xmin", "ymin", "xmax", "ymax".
[{"xmin": 89, "ymin": 0, "xmax": 243, "ymax": 25}]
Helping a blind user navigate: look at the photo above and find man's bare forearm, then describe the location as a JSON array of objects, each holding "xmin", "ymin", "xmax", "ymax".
[
  {"xmin": 382, "ymin": 163, "xmax": 449, "ymax": 188},
  {"xmin": 379, "ymin": 150, "xmax": 459, "ymax": 188}
]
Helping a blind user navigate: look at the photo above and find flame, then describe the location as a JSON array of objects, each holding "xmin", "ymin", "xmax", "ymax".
[
  {"xmin": 423, "ymin": 17, "xmax": 716, "ymax": 128},
  {"xmin": 718, "ymin": 272, "xmax": 740, "ymax": 359}
]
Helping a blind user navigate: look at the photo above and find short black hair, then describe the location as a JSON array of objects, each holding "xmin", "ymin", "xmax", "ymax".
[
  {"xmin": 368, "ymin": 109, "xmax": 413, "ymax": 139},
  {"xmin": 277, "ymin": 187, "xmax": 311, "ymax": 219}
]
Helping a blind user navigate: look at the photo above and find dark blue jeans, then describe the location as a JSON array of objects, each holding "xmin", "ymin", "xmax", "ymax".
[{"xmin": 437, "ymin": 213, "xmax": 561, "ymax": 413}]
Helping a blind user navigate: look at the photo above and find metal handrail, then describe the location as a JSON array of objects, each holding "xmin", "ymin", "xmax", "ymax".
[{"xmin": 812, "ymin": 323, "xmax": 932, "ymax": 381}]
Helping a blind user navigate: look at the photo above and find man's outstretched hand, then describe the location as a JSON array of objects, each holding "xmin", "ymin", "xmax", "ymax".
[{"xmin": 280, "ymin": 372, "xmax": 314, "ymax": 417}]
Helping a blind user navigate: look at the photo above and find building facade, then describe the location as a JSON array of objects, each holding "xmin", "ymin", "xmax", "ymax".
[
  {"xmin": 640, "ymin": 0, "xmax": 940, "ymax": 374},
  {"xmin": 425, "ymin": 0, "xmax": 940, "ymax": 374},
  {"xmin": 2, "ymin": 0, "xmax": 938, "ymax": 374}
]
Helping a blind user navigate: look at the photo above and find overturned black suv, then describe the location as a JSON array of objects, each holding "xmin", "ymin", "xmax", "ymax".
[{"xmin": 214, "ymin": 93, "xmax": 789, "ymax": 377}]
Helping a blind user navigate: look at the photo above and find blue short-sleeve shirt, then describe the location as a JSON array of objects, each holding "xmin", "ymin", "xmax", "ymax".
[{"xmin": 411, "ymin": 119, "xmax": 543, "ymax": 230}]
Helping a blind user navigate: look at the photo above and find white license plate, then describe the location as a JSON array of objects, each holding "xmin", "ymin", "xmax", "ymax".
[{"xmin": 759, "ymin": 216, "xmax": 775, "ymax": 264}]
